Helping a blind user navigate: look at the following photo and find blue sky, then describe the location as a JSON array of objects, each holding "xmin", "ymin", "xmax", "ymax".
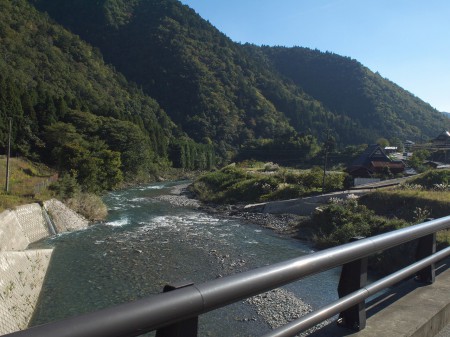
[{"xmin": 179, "ymin": 0, "xmax": 450, "ymax": 113}]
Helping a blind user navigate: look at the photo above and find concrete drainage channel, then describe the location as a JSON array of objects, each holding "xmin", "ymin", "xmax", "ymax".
[{"xmin": 0, "ymin": 200, "xmax": 89, "ymax": 335}]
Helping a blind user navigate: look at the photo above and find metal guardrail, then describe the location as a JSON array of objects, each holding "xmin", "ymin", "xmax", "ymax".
[{"xmin": 5, "ymin": 216, "xmax": 450, "ymax": 337}]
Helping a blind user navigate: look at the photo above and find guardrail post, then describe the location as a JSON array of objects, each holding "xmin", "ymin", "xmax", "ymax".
[
  {"xmin": 155, "ymin": 281, "xmax": 199, "ymax": 337},
  {"xmin": 337, "ymin": 236, "xmax": 367, "ymax": 331},
  {"xmin": 415, "ymin": 231, "xmax": 436, "ymax": 284}
]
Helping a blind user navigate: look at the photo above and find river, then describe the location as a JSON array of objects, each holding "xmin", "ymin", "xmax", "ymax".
[{"xmin": 30, "ymin": 181, "xmax": 340, "ymax": 336}]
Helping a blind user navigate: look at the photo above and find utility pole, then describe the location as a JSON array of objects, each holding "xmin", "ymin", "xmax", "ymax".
[
  {"xmin": 5, "ymin": 118, "xmax": 11, "ymax": 193},
  {"xmin": 322, "ymin": 129, "xmax": 330, "ymax": 194}
]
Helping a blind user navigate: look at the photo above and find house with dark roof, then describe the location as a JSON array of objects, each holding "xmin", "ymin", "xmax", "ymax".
[
  {"xmin": 404, "ymin": 140, "xmax": 415, "ymax": 150},
  {"xmin": 432, "ymin": 130, "xmax": 450, "ymax": 145},
  {"xmin": 347, "ymin": 144, "xmax": 405, "ymax": 178}
]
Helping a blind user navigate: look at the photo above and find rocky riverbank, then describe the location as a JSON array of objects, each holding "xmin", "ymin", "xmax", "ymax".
[
  {"xmin": 160, "ymin": 183, "xmax": 311, "ymax": 237},
  {"xmin": 154, "ymin": 183, "xmax": 202, "ymax": 209},
  {"xmin": 158, "ymin": 183, "xmax": 329, "ymax": 335}
]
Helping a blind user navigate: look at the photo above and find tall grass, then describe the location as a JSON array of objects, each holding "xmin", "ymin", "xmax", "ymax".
[
  {"xmin": 0, "ymin": 157, "xmax": 56, "ymax": 211},
  {"xmin": 358, "ymin": 170, "xmax": 450, "ymax": 247}
]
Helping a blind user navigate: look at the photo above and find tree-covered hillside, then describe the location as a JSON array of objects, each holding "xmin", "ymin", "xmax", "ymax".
[
  {"xmin": 31, "ymin": 0, "xmax": 298, "ymax": 158},
  {"xmin": 31, "ymin": 0, "xmax": 449, "ymax": 152},
  {"xmin": 0, "ymin": 0, "xmax": 213, "ymax": 193},
  {"xmin": 262, "ymin": 46, "xmax": 448, "ymax": 142}
]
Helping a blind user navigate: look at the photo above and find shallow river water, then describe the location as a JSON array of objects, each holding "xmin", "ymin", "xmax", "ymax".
[{"xmin": 30, "ymin": 181, "xmax": 340, "ymax": 336}]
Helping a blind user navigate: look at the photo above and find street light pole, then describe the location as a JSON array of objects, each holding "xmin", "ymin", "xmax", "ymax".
[{"xmin": 5, "ymin": 118, "xmax": 11, "ymax": 193}]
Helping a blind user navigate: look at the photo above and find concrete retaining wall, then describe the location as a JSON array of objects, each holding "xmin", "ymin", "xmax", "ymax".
[
  {"xmin": 0, "ymin": 210, "xmax": 29, "ymax": 252},
  {"xmin": 244, "ymin": 190, "xmax": 369, "ymax": 216},
  {"xmin": 0, "ymin": 200, "xmax": 89, "ymax": 334},
  {"xmin": 14, "ymin": 204, "xmax": 50, "ymax": 243},
  {"xmin": 0, "ymin": 250, "xmax": 53, "ymax": 335}
]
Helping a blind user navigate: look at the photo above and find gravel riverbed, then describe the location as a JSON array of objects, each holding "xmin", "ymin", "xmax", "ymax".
[{"xmin": 155, "ymin": 183, "xmax": 332, "ymax": 335}]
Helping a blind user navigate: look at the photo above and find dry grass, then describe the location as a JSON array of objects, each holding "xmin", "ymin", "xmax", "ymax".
[
  {"xmin": 0, "ymin": 156, "xmax": 56, "ymax": 211},
  {"xmin": 360, "ymin": 188, "xmax": 450, "ymax": 247},
  {"xmin": 65, "ymin": 193, "xmax": 108, "ymax": 221},
  {"xmin": 437, "ymin": 229, "xmax": 450, "ymax": 247}
]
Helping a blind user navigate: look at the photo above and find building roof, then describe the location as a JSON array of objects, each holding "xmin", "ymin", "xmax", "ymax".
[
  {"xmin": 433, "ymin": 130, "xmax": 450, "ymax": 142},
  {"xmin": 349, "ymin": 144, "xmax": 390, "ymax": 169},
  {"xmin": 348, "ymin": 144, "xmax": 405, "ymax": 176}
]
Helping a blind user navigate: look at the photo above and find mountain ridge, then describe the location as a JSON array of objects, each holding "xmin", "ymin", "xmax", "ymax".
[{"xmin": 30, "ymin": 0, "xmax": 449, "ymax": 149}]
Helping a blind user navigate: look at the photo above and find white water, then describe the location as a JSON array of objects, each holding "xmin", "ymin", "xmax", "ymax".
[{"xmin": 31, "ymin": 181, "xmax": 340, "ymax": 336}]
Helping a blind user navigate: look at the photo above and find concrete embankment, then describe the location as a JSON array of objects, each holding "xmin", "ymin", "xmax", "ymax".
[
  {"xmin": 244, "ymin": 190, "xmax": 370, "ymax": 216},
  {"xmin": 0, "ymin": 200, "xmax": 89, "ymax": 335}
]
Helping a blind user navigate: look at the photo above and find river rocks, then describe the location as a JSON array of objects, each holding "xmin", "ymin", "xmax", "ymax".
[
  {"xmin": 155, "ymin": 183, "xmax": 307, "ymax": 238},
  {"xmin": 154, "ymin": 183, "xmax": 201, "ymax": 208},
  {"xmin": 156, "ymin": 195, "xmax": 201, "ymax": 208},
  {"xmin": 204, "ymin": 203, "xmax": 308, "ymax": 237},
  {"xmin": 229, "ymin": 211, "xmax": 306, "ymax": 236},
  {"xmin": 246, "ymin": 288, "xmax": 330, "ymax": 336},
  {"xmin": 246, "ymin": 288, "xmax": 312, "ymax": 326}
]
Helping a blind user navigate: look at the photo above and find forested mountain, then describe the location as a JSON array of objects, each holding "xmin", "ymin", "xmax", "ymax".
[
  {"xmin": 2, "ymin": 0, "xmax": 449, "ymax": 190},
  {"xmin": 0, "ymin": 0, "xmax": 213, "ymax": 193},
  {"xmin": 261, "ymin": 47, "xmax": 447, "ymax": 142},
  {"xmin": 31, "ymin": 0, "xmax": 298, "ymax": 158},
  {"xmin": 30, "ymin": 0, "xmax": 449, "ymax": 151}
]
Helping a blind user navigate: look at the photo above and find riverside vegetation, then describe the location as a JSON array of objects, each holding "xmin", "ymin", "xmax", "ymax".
[
  {"xmin": 0, "ymin": 156, "xmax": 54, "ymax": 211},
  {"xmin": 191, "ymin": 165, "xmax": 450, "ymax": 251},
  {"xmin": 190, "ymin": 162, "xmax": 347, "ymax": 204},
  {"xmin": 0, "ymin": 156, "xmax": 106, "ymax": 221},
  {"xmin": 190, "ymin": 165, "xmax": 450, "ymax": 276}
]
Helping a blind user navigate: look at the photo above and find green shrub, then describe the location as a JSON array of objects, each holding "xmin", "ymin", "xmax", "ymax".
[
  {"xmin": 301, "ymin": 166, "xmax": 323, "ymax": 188},
  {"xmin": 49, "ymin": 172, "xmax": 81, "ymax": 199},
  {"xmin": 192, "ymin": 164, "xmax": 347, "ymax": 204},
  {"xmin": 409, "ymin": 169, "xmax": 450, "ymax": 188},
  {"xmin": 310, "ymin": 199, "xmax": 408, "ymax": 248},
  {"xmin": 324, "ymin": 172, "xmax": 346, "ymax": 191},
  {"xmin": 279, "ymin": 171, "xmax": 303, "ymax": 185},
  {"xmin": 262, "ymin": 184, "xmax": 306, "ymax": 201},
  {"xmin": 190, "ymin": 165, "xmax": 248, "ymax": 202}
]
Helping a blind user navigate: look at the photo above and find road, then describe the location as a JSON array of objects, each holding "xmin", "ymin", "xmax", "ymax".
[
  {"xmin": 436, "ymin": 323, "xmax": 450, "ymax": 337},
  {"xmin": 350, "ymin": 176, "xmax": 414, "ymax": 190}
]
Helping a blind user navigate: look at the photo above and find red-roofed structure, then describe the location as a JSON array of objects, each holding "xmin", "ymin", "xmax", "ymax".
[{"xmin": 347, "ymin": 144, "xmax": 405, "ymax": 178}]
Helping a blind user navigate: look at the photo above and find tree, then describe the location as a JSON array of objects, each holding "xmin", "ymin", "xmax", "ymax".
[
  {"xmin": 376, "ymin": 138, "xmax": 389, "ymax": 148},
  {"xmin": 409, "ymin": 149, "xmax": 430, "ymax": 171}
]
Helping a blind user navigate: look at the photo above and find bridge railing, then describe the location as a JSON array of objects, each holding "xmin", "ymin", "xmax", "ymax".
[{"xmin": 5, "ymin": 216, "xmax": 450, "ymax": 337}]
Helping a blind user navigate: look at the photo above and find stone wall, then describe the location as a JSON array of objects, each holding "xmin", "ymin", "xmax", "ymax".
[{"xmin": 44, "ymin": 199, "xmax": 89, "ymax": 232}]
